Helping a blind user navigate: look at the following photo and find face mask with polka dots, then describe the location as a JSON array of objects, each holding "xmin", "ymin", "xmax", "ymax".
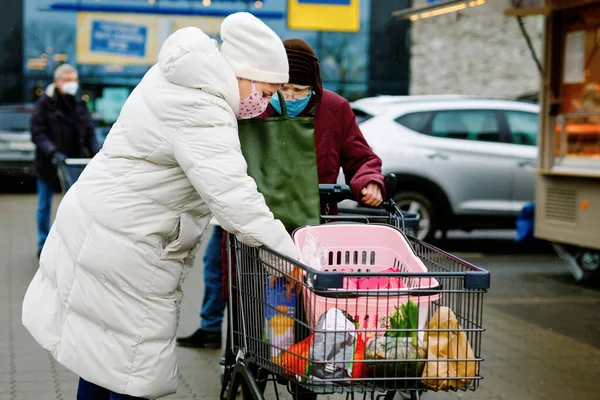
[{"xmin": 236, "ymin": 81, "xmax": 269, "ymax": 119}]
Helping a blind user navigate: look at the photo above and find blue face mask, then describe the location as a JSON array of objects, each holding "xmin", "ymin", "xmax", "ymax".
[{"xmin": 270, "ymin": 91, "xmax": 313, "ymax": 117}]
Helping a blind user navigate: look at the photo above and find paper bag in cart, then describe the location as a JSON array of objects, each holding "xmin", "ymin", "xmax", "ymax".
[{"xmin": 422, "ymin": 307, "xmax": 478, "ymax": 390}]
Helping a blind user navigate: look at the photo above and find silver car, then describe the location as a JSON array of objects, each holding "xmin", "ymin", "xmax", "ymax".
[
  {"xmin": 0, "ymin": 104, "xmax": 36, "ymax": 180},
  {"xmin": 0, "ymin": 104, "xmax": 110, "ymax": 183},
  {"xmin": 350, "ymin": 95, "xmax": 540, "ymax": 241}
]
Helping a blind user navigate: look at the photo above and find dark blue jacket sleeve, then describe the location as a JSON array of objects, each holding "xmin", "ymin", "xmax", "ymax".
[
  {"xmin": 83, "ymin": 109, "xmax": 100, "ymax": 155},
  {"xmin": 30, "ymin": 97, "xmax": 57, "ymax": 156}
]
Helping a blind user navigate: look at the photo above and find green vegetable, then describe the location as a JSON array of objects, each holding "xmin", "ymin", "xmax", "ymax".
[
  {"xmin": 365, "ymin": 300, "xmax": 426, "ymax": 380},
  {"xmin": 383, "ymin": 300, "xmax": 419, "ymax": 340}
]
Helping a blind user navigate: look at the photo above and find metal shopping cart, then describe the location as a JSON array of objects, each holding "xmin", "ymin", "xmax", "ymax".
[
  {"xmin": 56, "ymin": 158, "xmax": 92, "ymax": 194},
  {"xmin": 221, "ymin": 178, "xmax": 490, "ymax": 400}
]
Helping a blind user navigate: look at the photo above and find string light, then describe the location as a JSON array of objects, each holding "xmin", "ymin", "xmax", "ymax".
[{"xmin": 407, "ymin": 0, "xmax": 486, "ymax": 21}]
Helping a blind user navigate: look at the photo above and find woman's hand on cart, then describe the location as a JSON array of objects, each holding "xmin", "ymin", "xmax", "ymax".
[
  {"xmin": 319, "ymin": 174, "xmax": 398, "ymax": 213},
  {"xmin": 361, "ymin": 182, "xmax": 383, "ymax": 207},
  {"xmin": 269, "ymin": 266, "xmax": 303, "ymax": 300}
]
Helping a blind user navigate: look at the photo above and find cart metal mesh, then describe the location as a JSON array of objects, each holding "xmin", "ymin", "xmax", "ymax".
[
  {"xmin": 226, "ymin": 227, "xmax": 489, "ymax": 396},
  {"xmin": 325, "ymin": 208, "xmax": 420, "ymax": 238}
]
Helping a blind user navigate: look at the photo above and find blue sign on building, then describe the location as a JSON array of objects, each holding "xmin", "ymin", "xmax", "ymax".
[
  {"xmin": 90, "ymin": 20, "xmax": 147, "ymax": 57},
  {"xmin": 297, "ymin": 0, "xmax": 351, "ymax": 4}
]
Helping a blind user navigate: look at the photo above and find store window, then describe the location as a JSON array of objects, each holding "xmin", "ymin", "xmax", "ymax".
[
  {"xmin": 83, "ymin": 85, "xmax": 133, "ymax": 145},
  {"xmin": 553, "ymin": 8, "xmax": 600, "ymax": 170}
]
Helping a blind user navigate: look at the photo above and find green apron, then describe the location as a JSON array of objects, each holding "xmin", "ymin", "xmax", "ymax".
[{"xmin": 237, "ymin": 91, "xmax": 320, "ymax": 231}]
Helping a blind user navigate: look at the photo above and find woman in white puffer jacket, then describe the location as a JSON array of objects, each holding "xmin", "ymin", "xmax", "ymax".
[{"xmin": 21, "ymin": 13, "xmax": 298, "ymax": 400}]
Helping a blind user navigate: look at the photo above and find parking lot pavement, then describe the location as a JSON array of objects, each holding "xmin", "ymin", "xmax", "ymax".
[{"xmin": 1, "ymin": 194, "xmax": 599, "ymax": 400}]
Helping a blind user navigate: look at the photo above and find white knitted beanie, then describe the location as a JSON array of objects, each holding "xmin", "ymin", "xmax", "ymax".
[{"xmin": 220, "ymin": 12, "xmax": 289, "ymax": 84}]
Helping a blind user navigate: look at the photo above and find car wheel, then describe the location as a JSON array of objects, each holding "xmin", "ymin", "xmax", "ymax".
[
  {"xmin": 394, "ymin": 191, "xmax": 438, "ymax": 242},
  {"xmin": 578, "ymin": 250, "xmax": 600, "ymax": 282},
  {"xmin": 552, "ymin": 244, "xmax": 600, "ymax": 283}
]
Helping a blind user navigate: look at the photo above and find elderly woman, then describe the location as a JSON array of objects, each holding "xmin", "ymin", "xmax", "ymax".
[{"xmin": 21, "ymin": 12, "xmax": 297, "ymax": 400}]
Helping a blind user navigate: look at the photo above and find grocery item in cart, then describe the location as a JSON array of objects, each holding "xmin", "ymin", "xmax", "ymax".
[
  {"xmin": 342, "ymin": 267, "xmax": 406, "ymax": 291},
  {"xmin": 422, "ymin": 307, "xmax": 478, "ymax": 390},
  {"xmin": 365, "ymin": 300, "xmax": 427, "ymax": 378},
  {"xmin": 308, "ymin": 308, "xmax": 365, "ymax": 380},
  {"xmin": 299, "ymin": 228, "xmax": 328, "ymax": 270},
  {"xmin": 264, "ymin": 277, "xmax": 297, "ymax": 358},
  {"xmin": 272, "ymin": 308, "xmax": 366, "ymax": 381}
]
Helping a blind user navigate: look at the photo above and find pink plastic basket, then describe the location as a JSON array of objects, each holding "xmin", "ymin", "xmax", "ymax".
[{"xmin": 293, "ymin": 224, "xmax": 441, "ymax": 331}]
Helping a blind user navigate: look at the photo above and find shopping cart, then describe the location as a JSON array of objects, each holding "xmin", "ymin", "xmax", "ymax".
[
  {"xmin": 221, "ymin": 180, "xmax": 490, "ymax": 400},
  {"xmin": 56, "ymin": 158, "xmax": 92, "ymax": 194}
]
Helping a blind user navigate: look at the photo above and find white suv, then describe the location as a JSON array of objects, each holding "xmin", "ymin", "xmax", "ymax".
[{"xmin": 350, "ymin": 95, "xmax": 540, "ymax": 241}]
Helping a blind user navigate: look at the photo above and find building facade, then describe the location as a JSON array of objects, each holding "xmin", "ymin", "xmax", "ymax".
[
  {"xmin": 409, "ymin": 0, "xmax": 544, "ymax": 98},
  {"xmin": 0, "ymin": 1, "xmax": 24, "ymax": 104},
  {"xmin": 0, "ymin": 0, "xmax": 412, "ymax": 126}
]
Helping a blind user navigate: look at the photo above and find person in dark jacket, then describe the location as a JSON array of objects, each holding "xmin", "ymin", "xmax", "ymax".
[{"xmin": 30, "ymin": 64, "xmax": 100, "ymax": 257}]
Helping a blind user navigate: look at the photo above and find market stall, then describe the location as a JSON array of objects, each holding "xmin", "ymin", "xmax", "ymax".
[{"xmin": 527, "ymin": 0, "xmax": 600, "ymax": 281}]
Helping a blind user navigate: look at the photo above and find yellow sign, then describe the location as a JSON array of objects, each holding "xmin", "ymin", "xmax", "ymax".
[
  {"xmin": 76, "ymin": 12, "xmax": 224, "ymax": 66},
  {"xmin": 287, "ymin": 0, "xmax": 360, "ymax": 32}
]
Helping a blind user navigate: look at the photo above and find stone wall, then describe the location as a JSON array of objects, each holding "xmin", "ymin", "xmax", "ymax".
[{"xmin": 409, "ymin": 0, "xmax": 543, "ymax": 98}]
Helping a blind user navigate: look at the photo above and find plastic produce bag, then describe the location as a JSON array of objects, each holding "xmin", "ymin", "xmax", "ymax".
[
  {"xmin": 422, "ymin": 307, "xmax": 478, "ymax": 390},
  {"xmin": 364, "ymin": 300, "xmax": 426, "ymax": 377},
  {"xmin": 365, "ymin": 336, "xmax": 426, "ymax": 377},
  {"xmin": 272, "ymin": 308, "xmax": 366, "ymax": 381},
  {"xmin": 300, "ymin": 228, "xmax": 328, "ymax": 270},
  {"xmin": 308, "ymin": 308, "xmax": 364, "ymax": 380}
]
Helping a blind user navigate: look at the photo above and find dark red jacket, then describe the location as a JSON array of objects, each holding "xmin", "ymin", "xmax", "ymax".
[{"xmin": 222, "ymin": 90, "xmax": 384, "ymax": 301}]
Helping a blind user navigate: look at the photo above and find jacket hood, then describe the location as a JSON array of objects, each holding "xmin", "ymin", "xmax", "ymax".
[{"xmin": 158, "ymin": 27, "xmax": 239, "ymax": 113}]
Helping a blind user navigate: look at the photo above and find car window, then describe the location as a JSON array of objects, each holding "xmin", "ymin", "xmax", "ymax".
[
  {"xmin": 395, "ymin": 111, "xmax": 433, "ymax": 133},
  {"xmin": 430, "ymin": 110, "xmax": 501, "ymax": 142},
  {"xmin": 0, "ymin": 109, "xmax": 32, "ymax": 132},
  {"xmin": 505, "ymin": 111, "xmax": 538, "ymax": 146},
  {"xmin": 352, "ymin": 108, "xmax": 373, "ymax": 124}
]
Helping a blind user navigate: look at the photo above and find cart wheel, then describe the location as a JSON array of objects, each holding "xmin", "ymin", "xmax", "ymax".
[
  {"xmin": 578, "ymin": 250, "xmax": 600, "ymax": 282},
  {"xmin": 379, "ymin": 392, "xmax": 418, "ymax": 400},
  {"xmin": 552, "ymin": 243, "xmax": 600, "ymax": 282},
  {"xmin": 410, "ymin": 391, "xmax": 423, "ymax": 400},
  {"xmin": 376, "ymin": 391, "xmax": 396, "ymax": 400}
]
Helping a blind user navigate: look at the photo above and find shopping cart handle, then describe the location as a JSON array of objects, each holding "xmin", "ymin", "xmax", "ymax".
[
  {"xmin": 65, "ymin": 158, "xmax": 92, "ymax": 166},
  {"xmin": 320, "ymin": 174, "xmax": 398, "ymax": 208},
  {"xmin": 318, "ymin": 184, "xmax": 354, "ymax": 204},
  {"xmin": 384, "ymin": 174, "xmax": 397, "ymax": 202}
]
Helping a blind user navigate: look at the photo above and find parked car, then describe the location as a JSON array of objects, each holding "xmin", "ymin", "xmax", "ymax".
[
  {"xmin": 0, "ymin": 104, "xmax": 36, "ymax": 180},
  {"xmin": 0, "ymin": 103, "xmax": 111, "ymax": 182},
  {"xmin": 349, "ymin": 95, "xmax": 540, "ymax": 241}
]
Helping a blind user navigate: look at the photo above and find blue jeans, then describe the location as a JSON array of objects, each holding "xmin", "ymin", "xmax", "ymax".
[
  {"xmin": 77, "ymin": 378, "xmax": 147, "ymax": 400},
  {"xmin": 36, "ymin": 177, "xmax": 55, "ymax": 252},
  {"xmin": 200, "ymin": 226, "xmax": 226, "ymax": 332}
]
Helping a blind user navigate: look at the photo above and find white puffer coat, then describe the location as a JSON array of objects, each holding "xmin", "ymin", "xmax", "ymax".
[{"xmin": 22, "ymin": 27, "xmax": 298, "ymax": 399}]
